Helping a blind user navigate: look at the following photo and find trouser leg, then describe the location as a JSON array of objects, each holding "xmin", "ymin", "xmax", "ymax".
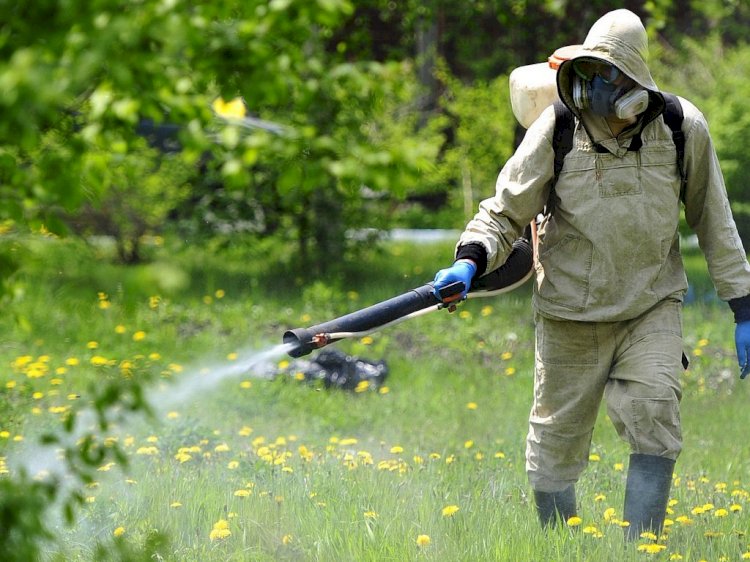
[
  {"xmin": 604, "ymin": 300, "xmax": 684, "ymax": 539},
  {"xmin": 526, "ymin": 315, "xmax": 612, "ymax": 496}
]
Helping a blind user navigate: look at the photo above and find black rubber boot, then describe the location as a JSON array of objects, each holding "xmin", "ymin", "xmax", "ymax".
[
  {"xmin": 534, "ymin": 484, "xmax": 577, "ymax": 527},
  {"xmin": 623, "ymin": 453, "xmax": 675, "ymax": 541}
]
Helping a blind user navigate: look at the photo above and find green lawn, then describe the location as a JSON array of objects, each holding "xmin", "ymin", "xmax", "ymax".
[{"xmin": 1, "ymin": 233, "xmax": 748, "ymax": 561}]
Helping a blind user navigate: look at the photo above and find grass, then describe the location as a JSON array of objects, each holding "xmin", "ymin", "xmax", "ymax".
[{"xmin": 1, "ymin": 232, "xmax": 749, "ymax": 561}]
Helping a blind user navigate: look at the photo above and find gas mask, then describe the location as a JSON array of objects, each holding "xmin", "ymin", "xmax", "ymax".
[{"xmin": 570, "ymin": 58, "xmax": 650, "ymax": 119}]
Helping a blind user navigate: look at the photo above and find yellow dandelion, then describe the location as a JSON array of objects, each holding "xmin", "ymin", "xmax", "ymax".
[
  {"xmin": 669, "ymin": 554, "xmax": 684, "ymax": 561},
  {"xmin": 86, "ymin": 341, "xmax": 98, "ymax": 349},
  {"xmin": 714, "ymin": 508, "xmax": 728, "ymax": 517},
  {"xmin": 354, "ymin": 380, "xmax": 370, "ymax": 393},
  {"xmin": 364, "ymin": 510, "xmax": 378, "ymax": 519},
  {"xmin": 481, "ymin": 305, "xmax": 493, "ymax": 316},
  {"xmin": 613, "ymin": 462, "xmax": 624, "ymax": 471},
  {"xmin": 730, "ymin": 504, "xmax": 742, "ymax": 512},
  {"xmin": 442, "ymin": 505, "xmax": 460, "ymax": 517},
  {"xmin": 360, "ymin": 336, "xmax": 373, "ymax": 345},
  {"xmin": 113, "ymin": 526, "xmax": 125, "ymax": 538},
  {"xmin": 594, "ymin": 494, "xmax": 606, "ymax": 502},
  {"xmin": 209, "ymin": 519, "xmax": 231, "ymax": 541},
  {"xmin": 234, "ymin": 489, "xmax": 251, "ymax": 497},
  {"xmin": 500, "ymin": 351, "xmax": 513, "ymax": 360},
  {"xmin": 215, "ymin": 289, "xmax": 225, "ymax": 299},
  {"xmin": 115, "ymin": 325, "xmax": 127, "ymax": 334},
  {"xmin": 390, "ymin": 445, "xmax": 404, "ymax": 454},
  {"xmin": 637, "ymin": 544, "xmax": 667, "ymax": 554},
  {"xmin": 227, "ymin": 352, "xmax": 238, "ymax": 361},
  {"xmin": 132, "ymin": 331, "xmax": 146, "ymax": 342},
  {"xmin": 240, "ymin": 380, "xmax": 253, "ymax": 389},
  {"xmin": 589, "ymin": 453, "xmax": 601, "ymax": 462},
  {"xmin": 504, "ymin": 366, "xmax": 516, "ymax": 376},
  {"xmin": 378, "ymin": 386, "xmax": 390, "ymax": 394},
  {"xmin": 170, "ymin": 501, "xmax": 182, "ymax": 508},
  {"xmin": 416, "ymin": 534, "xmax": 431, "ymax": 547},
  {"xmin": 282, "ymin": 534, "xmax": 292, "ymax": 545},
  {"xmin": 566, "ymin": 516, "xmax": 582, "ymax": 527},
  {"xmin": 466, "ymin": 402, "xmax": 478, "ymax": 410}
]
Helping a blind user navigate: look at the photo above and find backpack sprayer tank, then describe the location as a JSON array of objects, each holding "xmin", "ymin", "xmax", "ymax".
[
  {"xmin": 283, "ymin": 237, "xmax": 534, "ymax": 357},
  {"xmin": 509, "ymin": 45, "xmax": 580, "ymax": 128}
]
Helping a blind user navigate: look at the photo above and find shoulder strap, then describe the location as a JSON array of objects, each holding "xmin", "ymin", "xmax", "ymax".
[
  {"xmin": 661, "ymin": 92, "xmax": 687, "ymax": 201},
  {"xmin": 549, "ymin": 100, "xmax": 575, "ymax": 215}
]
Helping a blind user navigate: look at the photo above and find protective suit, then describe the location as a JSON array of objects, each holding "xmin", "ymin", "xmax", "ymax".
[{"xmin": 446, "ymin": 9, "xmax": 750, "ymax": 537}]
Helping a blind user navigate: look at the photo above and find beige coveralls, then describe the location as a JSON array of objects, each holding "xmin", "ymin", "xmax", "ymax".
[{"xmin": 456, "ymin": 17, "xmax": 750, "ymax": 493}]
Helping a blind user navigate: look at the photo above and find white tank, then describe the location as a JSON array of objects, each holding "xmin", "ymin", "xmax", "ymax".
[{"xmin": 509, "ymin": 45, "xmax": 580, "ymax": 129}]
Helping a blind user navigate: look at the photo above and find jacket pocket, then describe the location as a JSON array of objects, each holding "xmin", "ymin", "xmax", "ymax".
[{"xmin": 537, "ymin": 234, "xmax": 593, "ymax": 312}]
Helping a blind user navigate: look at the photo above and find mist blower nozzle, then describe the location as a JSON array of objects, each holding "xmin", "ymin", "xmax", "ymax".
[{"xmin": 282, "ymin": 236, "xmax": 534, "ymax": 358}]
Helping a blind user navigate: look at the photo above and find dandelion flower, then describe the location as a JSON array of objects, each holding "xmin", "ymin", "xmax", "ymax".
[
  {"xmin": 364, "ymin": 511, "xmax": 378, "ymax": 519},
  {"xmin": 464, "ymin": 440, "xmax": 474, "ymax": 449},
  {"xmin": 730, "ymin": 504, "xmax": 742, "ymax": 512},
  {"xmin": 113, "ymin": 527, "xmax": 125, "ymax": 538},
  {"xmin": 170, "ymin": 502, "xmax": 182, "ymax": 508},
  {"xmin": 714, "ymin": 508, "xmax": 728, "ymax": 517},
  {"xmin": 500, "ymin": 351, "xmax": 513, "ymax": 360},
  {"xmin": 390, "ymin": 445, "xmax": 404, "ymax": 454},
  {"xmin": 637, "ymin": 544, "xmax": 666, "ymax": 554},
  {"xmin": 466, "ymin": 402, "xmax": 478, "ymax": 410},
  {"xmin": 234, "ymin": 489, "xmax": 251, "ymax": 497},
  {"xmin": 282, "ymin": 534, "xmax": 292, "ymax": 545},
  {"xmin": 416, "ymin": 534, "xmax": 431, "ymax": 547},
  {"xmin": 566, "ymin": 516, "xmax": 582, "ymax": 527},
  {"xmin": 441, "ymin": 505, "xmax": 460, "ymax": 517},
  {"xmin": 378, "ymin": 386, "xmax": 390, "ymax": 394},
  {"xmin": 209, "ymin": 519, "xmax": 231, "ymax": 541},
  {"xmin": 360, "ymin": 336, "xmax": 373, "ymax": 345}
]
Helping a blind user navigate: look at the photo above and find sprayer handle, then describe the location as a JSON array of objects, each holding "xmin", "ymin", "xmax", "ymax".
[{"xmin": 435, "ymin": 281, "xmax": 466, "ymax": 303}]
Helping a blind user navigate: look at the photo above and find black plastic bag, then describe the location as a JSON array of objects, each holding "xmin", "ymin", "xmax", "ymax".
[{"xmin": 287, "ymin": 349, "xmax": 388, "ymax": 391}]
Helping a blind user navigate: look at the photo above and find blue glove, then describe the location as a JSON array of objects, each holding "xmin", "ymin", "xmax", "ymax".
[
  {"xmin": 735, "ymin": 321, "xmax": 750, "ymax": 379},
  {"xmin": 432, "ymin": 260, "xmax": 477, "ymax": 302}
]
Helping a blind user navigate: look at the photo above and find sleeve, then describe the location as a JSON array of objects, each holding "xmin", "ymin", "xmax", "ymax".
[
  {"xmin": 681, "ymin": 99, "xmax": 750, "ymax": 320},
  {"xmin": 455, "ymin": 105, "xmax": 556, "ymax": 276}
]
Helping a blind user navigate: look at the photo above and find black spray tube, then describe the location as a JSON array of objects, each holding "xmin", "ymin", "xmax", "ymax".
[{"xmin": 283, "ymin": 237, "xmax": 533, "ymax": 357}]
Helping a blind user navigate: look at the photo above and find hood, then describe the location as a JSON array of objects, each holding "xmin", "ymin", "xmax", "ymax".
[{"xmin": 557, "ymin": 9, "xmax": 662, "ymax": 118}]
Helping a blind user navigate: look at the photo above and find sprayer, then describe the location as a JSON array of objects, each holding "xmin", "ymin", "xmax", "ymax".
[{"xmin": 283, "ymin": 235, "xmax": 533, "ymax": 358}]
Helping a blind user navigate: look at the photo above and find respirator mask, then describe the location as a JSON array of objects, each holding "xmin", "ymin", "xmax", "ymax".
[{"xmin": 571, "ymin": 58, "xmax": 649, "ymax": 120}]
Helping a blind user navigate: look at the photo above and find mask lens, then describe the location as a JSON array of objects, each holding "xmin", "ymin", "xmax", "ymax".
[{"xmin": 573, "ymin": 59, "xmax": 621, "ymax": 84}]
